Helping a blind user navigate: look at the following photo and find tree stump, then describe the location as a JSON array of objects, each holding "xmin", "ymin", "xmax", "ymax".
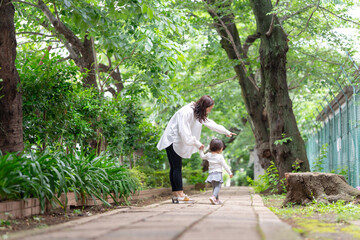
[{"xmin": 282, "ymin": 172, "xmax": 360, "ymax": 206}]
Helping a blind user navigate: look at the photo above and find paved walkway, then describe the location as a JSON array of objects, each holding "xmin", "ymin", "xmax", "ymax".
[{"xmin": 13, "ymin": 187, "xmax": 301, "ymax": 240}]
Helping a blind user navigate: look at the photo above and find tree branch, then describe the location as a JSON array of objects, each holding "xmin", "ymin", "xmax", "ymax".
[
  {"xmin": 32, "ymin": 14, "xmax": 82, "ymax": 66},
  {"xmin": 296, "ymin": 49, "xmax": 342, "ymax": 65},
  {"xmin": 16, "ymin": 31, "xmax": 56, "ymax": 37},
  {"xmin": 243, "ymin": 32, "xmax": 261, "ymax": 57},
  {"xmin": 265, "ymin": 0, "xmax": 280, "ymax": 37},
  {"xmin": 106, "ymin": 87, "xmax": 117, "ymax": 97},
  {"xmin": 39, "ymin": 45, "xmax": 52, "ymax": 65},
  {"xmin": 17, "ymin": 39, "xmax": 60, "ymax": 46},
  {"xmin": 102, "ymin": 45, "xmax": 137, "ymax": 88},
  {"xmin": 287, "ymin": 73, "xmax": 310, "ymax": 91},
  {"xmin": 208, "ymin": 75, "xmax": 237, "ymax": 87},
  {"xmin": 53, "ymin": 2, "xmax": 60, "ymax": 22},
  {"xmin": 295, "ymin": 0, "xmax": 320, "ymax": 37},
  {"xmin": 37, "ymin": 0, "xmax": 84, "ymax": 52},
  {"xmin": 98, "ymin": 63, "xmax": 110, "ymax": 72},
  {"xmin": 57, "ymin": 56, "xmax": 71, "ymax": 63},
  {"xmin": 280, "ymin": 5, "xmax": 314, "ymax": 22},
  {"xmin": 189, "ymin": 76, "xmax": 237, "ymax": 92},
  {"xmin": 207, "ymin": 8, "xmax": 259, "ymax": 91},
  {"xmin": 11, "ymin": 0, "xmax": 39, "ymax": 8},
  {"xmin": 114, "ymin": 55, "xmax": 124, "ymax": 93},
  {"xmin": 319, "ymin": 6, "xmax": 360, "ymax": 26},
  {"xmin": 64, "ymin": 42, "xmax": 81, "ymax": 62},
  {"xmin": 266, "ymin": 14, "xmax": 276, "ymax": 37}
]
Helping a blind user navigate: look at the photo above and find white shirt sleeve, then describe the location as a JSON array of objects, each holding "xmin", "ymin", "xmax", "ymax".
[
  {"xmin": 220, "ymin": 155, "xmax": 232, "ymax": 175},
  {"xmin": 202, "ymin": 118, "xmax": 231, "ymax": 136},
  {"xmin": 199, "ymin": 150, "xmax": 207, "ymax": 159},
  {"xmin": 178, "ymin": 111, "xmax": 202, "ymax": 149}
]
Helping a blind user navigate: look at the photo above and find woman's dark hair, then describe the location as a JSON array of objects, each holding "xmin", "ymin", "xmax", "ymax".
[
  {"xmin": 193, "ymin": 95, "xmax": 214, "ymax": 123},
  {"xmin": 209, "ymin": 138, "xmax": 224, "ymax": 152}
]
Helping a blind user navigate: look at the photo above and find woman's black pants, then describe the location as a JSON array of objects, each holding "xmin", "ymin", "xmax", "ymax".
[{"xmin": 165, "ymin": 144, "xmax": 183, "ymax": 192}]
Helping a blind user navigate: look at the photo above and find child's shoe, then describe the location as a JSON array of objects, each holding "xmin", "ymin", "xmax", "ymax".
[
  {"xmin": 209, "ymin": 196, "xmax": 217, "ymax": 205},
  {"xmin": 216, "ymin": 199, "xmax": 223, "ymax": 205}
]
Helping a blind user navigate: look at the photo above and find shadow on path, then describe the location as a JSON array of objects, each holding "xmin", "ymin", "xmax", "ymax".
[{"xmin": 13, "ymin": 187, "xmax": 301, "ymax": 240}]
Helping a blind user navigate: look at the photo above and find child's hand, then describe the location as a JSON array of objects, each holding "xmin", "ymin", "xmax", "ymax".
[
  {"xmin": 230, "ymin": 174, "xmax": 233, "ymax": 179},
  {"xmin": 199, "ymin": 144, "xmax": 205, "ymax": 151}
]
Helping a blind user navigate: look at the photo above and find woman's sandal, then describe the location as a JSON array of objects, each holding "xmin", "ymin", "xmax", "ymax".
[
  {"xmin": 172, "ymin": 196, "xmax": 179, "ymax": 204},
  {"xmin": 177, "ymin": 195, "xmax": 194, "ymax": 204},
  {"xmin": 172, "ymin": 194, "xmax": 194, "ymax": 204}
]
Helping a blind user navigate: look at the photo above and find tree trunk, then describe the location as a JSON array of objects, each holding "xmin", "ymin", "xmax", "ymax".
[
  {"xmin": 81, "ymin": 36, "xmax": 97, "ymax": 87},
  {"xmin": 207, "ymin": 0, "xmax": 310, "ymax": 181},
  {"xmin": 249, "ymin": 0, "xmax": 310, "ymax": 178},
  {"xmin": 283, "ymin": 172, "xmax": 360, "ymax": 206},
  {"xmin": 0, "ymin": 0, "xmax": 24, "ymax": 154},
  {"xmin": 207, "ymin": 1, "xmax": 272, "ymax": 170}
]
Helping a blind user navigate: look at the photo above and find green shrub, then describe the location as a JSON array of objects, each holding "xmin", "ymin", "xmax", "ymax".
[
  {"xmin": 0, "ymin": 150, "xmax": 140, "ymax": 212},
  {"xmin": 134, "ymin": 166, "xmax": 170, "ymax": 188},
  {"xmin": 232, "ymin": 170, "xmax": 249, "ymax": 186},
  {"xmin": 313, "ymin": 143, "xmax": 328, "ymax": 172},
  {"xmin": 247, "ymin": 161, "xmax": 286, "ymax": 194},
  {"xmin": 247, "ymin": 175, "xmax": 270, "ymax": 193},
  {"xmin": 182, "ymin": 164, "xmax": 208, "ymax": 185},
  {"xmin": 0, "ymin": 153, "xmax": 29, "ymax": 201},
  {"xmin": 246, "ymin": 163, "xmax": 254, "ymax": 180}
]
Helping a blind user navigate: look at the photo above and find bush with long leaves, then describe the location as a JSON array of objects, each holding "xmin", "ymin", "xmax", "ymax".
[
  {"xmin": 0, "ymin": 150, "xmax": 140, "ymax": 212},
  {"xmin": 0, "ymin": 153, "xmax": 29, "ymax": 201}
]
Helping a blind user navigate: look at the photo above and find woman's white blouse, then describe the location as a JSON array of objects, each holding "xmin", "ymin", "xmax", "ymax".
[
  {"xmin": 199, "ymin": 150, "xmax": 232, "ymax": 175},
  {"xmin": 157, "ymin": 102, "xmax": 231, "ymax": 158}
]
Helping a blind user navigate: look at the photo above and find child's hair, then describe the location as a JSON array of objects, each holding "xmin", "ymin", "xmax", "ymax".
[{"xmin": 209, "ymin": 138, "xmax": 225, "ymax": 152}]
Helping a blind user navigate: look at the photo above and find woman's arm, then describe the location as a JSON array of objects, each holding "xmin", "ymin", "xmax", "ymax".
[{"xmin": 202, "ymin": 118, "xmax": 235, "ymax": 137}]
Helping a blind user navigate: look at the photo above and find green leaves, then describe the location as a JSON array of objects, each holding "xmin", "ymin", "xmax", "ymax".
[
  {"xmin": 0, "ymin": 150, "xmax": 140, "ymax": 211},
  {"xmin": 141, "ymin": 3, "xmax": 154, "ymax": 19},
  {"xmin": 63, "ymin": 0, "xmax": 72, "ymax": 8}
]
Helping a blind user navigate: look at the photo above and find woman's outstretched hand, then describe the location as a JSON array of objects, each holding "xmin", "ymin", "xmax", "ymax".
[{"xmin": 226, "ymin": 132, "xmax": 237, "ymax": 137}]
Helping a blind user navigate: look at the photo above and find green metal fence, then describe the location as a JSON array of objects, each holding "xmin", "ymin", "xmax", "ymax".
[{"xmin": 305, "ymin": 53, "xmax": 359, "ymax": 187}]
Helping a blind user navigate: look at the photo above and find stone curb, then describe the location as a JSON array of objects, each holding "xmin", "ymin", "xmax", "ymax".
[{"xmin": 252, "ymin": 194, "xmax": 302, "ymax": 240}]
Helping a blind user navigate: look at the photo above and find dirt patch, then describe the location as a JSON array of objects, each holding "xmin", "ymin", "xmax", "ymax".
[{"xmin": 0, "ymin": 191, "xmax": 199, "ymax": 236}]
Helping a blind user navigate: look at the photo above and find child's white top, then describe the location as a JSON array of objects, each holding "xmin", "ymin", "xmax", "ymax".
[
  {"xmin": 199, "ymin": 150, "xmax": 232, "ymax": 175},
  {"xmin": 157, "ymin": 102, "xmax": 231, "ymax": 158}
]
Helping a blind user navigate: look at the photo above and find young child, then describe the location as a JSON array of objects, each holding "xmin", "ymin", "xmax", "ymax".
[{"xmin": 200, "ymin": 138, "xmax": 233, "ymax": 205}]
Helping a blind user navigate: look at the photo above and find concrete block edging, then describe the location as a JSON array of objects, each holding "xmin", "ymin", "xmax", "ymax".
[{"xmin": 0, "ymin": 186, "xmax": 191, "ymax": 220}]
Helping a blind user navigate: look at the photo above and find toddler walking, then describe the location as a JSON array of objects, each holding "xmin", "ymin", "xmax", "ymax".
[{"xmin": 200, "ymin": 138, "xmax": 232, "ymax": 205}]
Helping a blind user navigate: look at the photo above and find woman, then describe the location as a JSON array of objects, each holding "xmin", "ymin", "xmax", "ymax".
[{"xmin": 157, "ymin": 95, "xmax": 236, "ymax": 203}]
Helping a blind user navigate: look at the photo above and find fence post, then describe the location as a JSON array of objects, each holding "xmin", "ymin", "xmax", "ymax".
[
  {"xmin": 310, "ymin": 112, "xmax": 322, "ymax": 171},
  {"xmin": 325, "ymin": 83, "xmax": 342, "ymax": 172},
  {"xmin": 346, "ymin": 51, "xmax": 360, "ymax": 72},
  {"xmin": 341, "ymin": 66, "xmax": 358, "ymax": 187},
  {"xmin": 320, "ymin": 102, "xmax": 330, "ymax": 173},
  {"xmin": 324, "ymin": 96, "xmax": 336, "ymax": 172},
  {"xmin": 334, "ymin": 77, "xmax": 349, "ymax": 177}
]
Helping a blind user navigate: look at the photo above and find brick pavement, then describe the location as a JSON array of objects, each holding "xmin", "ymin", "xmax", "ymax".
[{"xmin": 12, "ymin": 187, "xmax": 301, "ymax": 240}]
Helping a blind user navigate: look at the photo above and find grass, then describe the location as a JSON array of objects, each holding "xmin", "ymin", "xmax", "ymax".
[{"xmin": 262, "ymin": 194, "xmax": 360, "ymax": 239}]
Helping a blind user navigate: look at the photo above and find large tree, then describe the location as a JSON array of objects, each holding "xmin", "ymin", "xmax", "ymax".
[
  {"xmin": 0, "ymin": 0, "xmax": 24, "ymax": 154},
  {"xmin": 206, "ymin": 0, "xmax": 310, "ymax": 180}
]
